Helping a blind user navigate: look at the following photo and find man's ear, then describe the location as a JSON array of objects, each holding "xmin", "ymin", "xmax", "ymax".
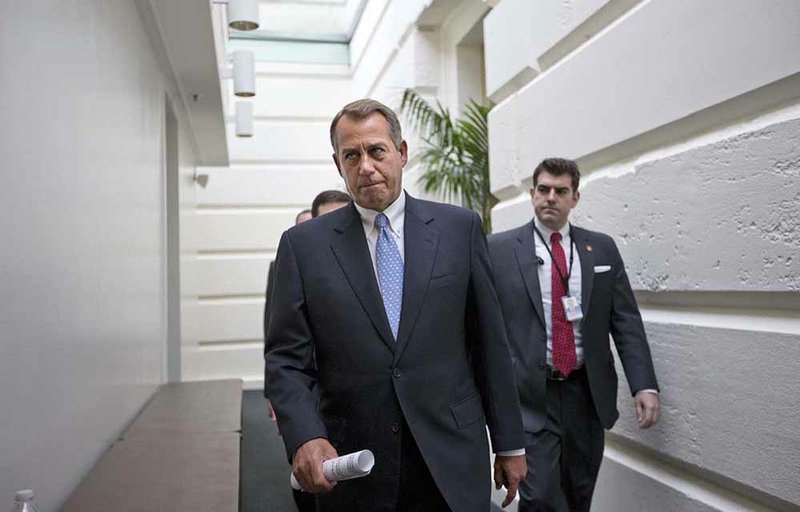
[
  {"xmin": 399, "ymin": 140, "xmax": 408, "ymax": 167},
  {"xmin": 574, "ymin": 190, "xmax": 581, "ymax": 204},
  {"xmin": 332, "ymin": 153, "xmax": 342, "ymax": 177}
]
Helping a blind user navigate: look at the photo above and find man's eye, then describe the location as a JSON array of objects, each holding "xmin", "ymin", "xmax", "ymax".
[
  {"xmin": 371, "ymin": 148, "xmax": 385, "ymax": 156},
  {"xmin": 538, "ymin": 187, "xmax": 549, "ymax": 194},
  {"xmin": 344, "ymin": 153, "xmax": 358, "ymax": 161}
]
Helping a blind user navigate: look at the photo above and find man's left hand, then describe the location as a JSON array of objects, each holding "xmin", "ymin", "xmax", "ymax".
[
  {"xmin": 493, "ymin": 454, "xmax": 527, "ymax": 508},
  {"xmin": 635, "ymin": 391, "xmax": 660, "ymax": 429}
]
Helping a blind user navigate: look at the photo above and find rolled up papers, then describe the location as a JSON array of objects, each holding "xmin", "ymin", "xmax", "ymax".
[{"xmin": 290, "ymin": 450, "xmax": 375, "ymax": 491}]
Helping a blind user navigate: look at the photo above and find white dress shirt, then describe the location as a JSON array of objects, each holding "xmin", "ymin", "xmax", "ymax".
[{"xmin": 533, "ymin": 218, "xmax": 585, "ymax": 368}]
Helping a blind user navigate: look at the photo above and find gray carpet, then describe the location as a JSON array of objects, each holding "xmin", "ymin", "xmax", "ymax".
[{"xmin": 241, "ymin": 390, "xmax": 298, "ymax": 512}]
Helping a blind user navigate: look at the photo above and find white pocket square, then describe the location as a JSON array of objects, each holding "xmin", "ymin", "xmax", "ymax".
[{"xmin": 594, "ymin": 265, "xmax": 611, "ymax": 273}]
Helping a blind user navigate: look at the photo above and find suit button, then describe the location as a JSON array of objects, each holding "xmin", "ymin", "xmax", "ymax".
[
  {"xmin": 393, "ymin": 369, "xmax": 401, "ymax": 378},
  {"xmin": 391, "ymin": 423, "xmax": 401, "ymax": 433}
]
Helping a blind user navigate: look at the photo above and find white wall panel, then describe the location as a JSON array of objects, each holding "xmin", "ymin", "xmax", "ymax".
[
  {"xmin": 483, "ymin": 0, "xmax": 537, "ymax": 101},
  {"xmin": 573, "ymin": 117, "xmax": 800, "ymax": 292},
  {"xmin": 487, "ymin": 94, "xmax": 522, "ymax": 199},
  {"xmin": 611, "ymin": 321, "xmax": 800, "ymax": 504},
  {"xmin": 226, "ymin": 121, "xmax": 332, "ymax": 163},
  {"xmin": 189, "ymin": 210, "xmax": 297, "ymax": 252},
  {"xmin": 195, "ymin": 165, "xmax": 343, "ymax": 206},
  {"xmin": 484, "ymin": 0, "xmax": 645, "ymax": 101},
  {"xmin": 351, "ymin": 0, "xmax": 432, "ymax": 96},
  {"xmin": 195, "ymin": 300, "xmax": 263, "ymax": 343},
  {"xmin": 182, "ymin": 343, "xmax": 264, "ymax": 388},
  {"xmin": 491, "ymin": 0, "xmax": 800, "ymax": 172},
  {"xmin": 249, "ymin": 75, "xmax": 352, "ymax": 119},
  {"xmin": 491, "ymin": 191, "xmax": 532, "ymax": 232},
  {"xmin": 196, "ymin": 257, "xmax": 272, "ymax": 297}
]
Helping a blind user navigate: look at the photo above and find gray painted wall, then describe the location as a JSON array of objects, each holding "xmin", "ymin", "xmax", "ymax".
[{"xmin": 0, "ymin": 1, "xmax": 198, "ymax": 510}]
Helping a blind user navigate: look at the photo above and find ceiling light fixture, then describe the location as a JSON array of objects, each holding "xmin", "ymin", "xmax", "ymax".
[
  {"xmin": 213, "ymin": 0, "xmax": 259, "ymax": 31},
  {"xmin": 235, "ymin": 102, "xmax": 254, "ymax": 138}
]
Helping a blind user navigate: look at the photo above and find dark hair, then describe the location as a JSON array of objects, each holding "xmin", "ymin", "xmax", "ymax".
[
  {"xmin": 295, "ymin": 208, "xmax": 312, "ymax": 224},
  {"xmin": 311, "ymin": 190, "xmax": 351, "ymax": 217},
  {"xmin": 329, "ymin": 98, "xmax": 403, "ymax": 153},
  {"xmin": 532, "ymin": 158, "xmax": 581, "ymax": 191}
]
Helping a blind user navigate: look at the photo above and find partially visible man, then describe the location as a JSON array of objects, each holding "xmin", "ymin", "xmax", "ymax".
[
  {"xmin": 265, "ymin": 99, "xmax": 526, "ymax": 512},
  {"xmin": 296, "ymin": 208, "xmax": 313, "ymax": 225},
  {"xmin": 488, "ymin": 158, "xmax": 660, "ymax": 512},
  {"xmin": 312, "ymin": 189, "xmax": 351, "ymax": 217}
]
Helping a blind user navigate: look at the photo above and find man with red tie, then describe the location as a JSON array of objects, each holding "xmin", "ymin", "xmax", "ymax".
[{"xmin": 488, "ymin": 158, "xmax": 660, "ymax": 512}]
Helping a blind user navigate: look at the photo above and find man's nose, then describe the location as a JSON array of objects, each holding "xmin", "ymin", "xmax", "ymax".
[
  {"xmin": 546, "ymin": 190, "xmax": 557, "ymax": 201},
  {"xmin": 359, "ymin": 154, "xmax": 375, "ymax": 174}
]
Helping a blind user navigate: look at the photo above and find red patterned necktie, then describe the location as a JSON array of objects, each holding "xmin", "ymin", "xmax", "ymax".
[{"xmin": 550, "ymin": 231, "xmax": 576, "ymax": 376}]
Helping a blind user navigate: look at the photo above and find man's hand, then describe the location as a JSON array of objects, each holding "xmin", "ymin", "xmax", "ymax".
[
  {"xmin": 292, "ymin": 438, "xmax": 339, "ymax": 493},
  {"xmin": 493, "ymin": 454, "xmax": 527, "ymax": 508},
  {"xmin": 265, "ymin": 399, "xmax": 277, "ymax": 422},
  {"xmin": 635, "ymin": 391, "xmax": 660, "ymax": 429}
]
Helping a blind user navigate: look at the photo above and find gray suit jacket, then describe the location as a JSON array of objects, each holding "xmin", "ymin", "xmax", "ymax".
[
  {"xmin": 265, "ymin": 195, "xmax": 524, "ymax": 512},
  {"xmin": 488, "ymin": 220, "xmax": 658, "ymax": 432}
]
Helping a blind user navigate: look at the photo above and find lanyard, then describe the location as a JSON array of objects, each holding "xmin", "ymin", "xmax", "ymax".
[{"xmin": 534, "ymin": 225, "xmax": 574, "ymax": 294}]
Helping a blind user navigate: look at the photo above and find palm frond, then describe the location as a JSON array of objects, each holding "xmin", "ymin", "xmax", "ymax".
[{"xmin": 399, "ymin": 88, "xmax": 497, "ymax": 233}]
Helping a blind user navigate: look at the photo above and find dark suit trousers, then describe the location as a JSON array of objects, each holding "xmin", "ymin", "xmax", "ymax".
[{"xmin": 518, "ymin": 368, "xmax": 604, "ymax": 512}]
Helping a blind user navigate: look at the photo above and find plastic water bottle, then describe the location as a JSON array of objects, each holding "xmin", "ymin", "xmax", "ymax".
[{"xmin": 12, "ymin": 490, "xmax": 40, "ymax": 512}]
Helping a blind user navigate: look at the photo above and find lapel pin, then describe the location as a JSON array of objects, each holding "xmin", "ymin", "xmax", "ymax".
[{"xmin": 586, "ymin": 245, "xmax": 593, "ymax": 252}]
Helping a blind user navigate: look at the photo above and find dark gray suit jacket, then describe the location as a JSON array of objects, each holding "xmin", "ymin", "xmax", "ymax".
[
  {"xmin": 264, "ymin": 195, "xmax": 524, "ymax": 512},
  {"xmin": 488, "ymin": 220, "xmax": 658, "ymax": 432}
]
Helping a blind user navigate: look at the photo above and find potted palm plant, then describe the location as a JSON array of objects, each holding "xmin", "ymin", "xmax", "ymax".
[{"xmin": 399, "ymin": 88, "xmax": 497, "ymax": 234}]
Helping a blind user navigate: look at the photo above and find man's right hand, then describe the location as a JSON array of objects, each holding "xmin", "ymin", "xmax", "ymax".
[
  {"xmin": 265, "ymin": 399, "xmax": 277, "ymax": 422},
  {"xmin": 292, "ymin": 438, "xmax": 339, "ymax": 493}
]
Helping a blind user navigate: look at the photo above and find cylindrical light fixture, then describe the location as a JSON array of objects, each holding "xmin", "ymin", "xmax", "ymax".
[
  {"xmin": 235, "ymin": 102, "xmax": 254, "ymax": 138},
  {"xmin": 228, "ymin": 0, "xmax": 259, "ymax": 31},
  {"xmin": 233, "ymin": 51, "xmax": 255, "ymax": 97}
]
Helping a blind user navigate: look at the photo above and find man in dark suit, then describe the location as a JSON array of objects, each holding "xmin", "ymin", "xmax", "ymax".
[
  {"xmin": 488, "ymin": 158, "xmax": 660, "ymax": 512},
  {"xmin": 264, "ymin": 99, "xmax": 526, "ymax": 511}
]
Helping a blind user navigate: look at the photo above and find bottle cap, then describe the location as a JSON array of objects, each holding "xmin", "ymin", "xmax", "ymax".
[{"xmin": 15, "ymin": 489, "xmax": 34, "ymax": 502}]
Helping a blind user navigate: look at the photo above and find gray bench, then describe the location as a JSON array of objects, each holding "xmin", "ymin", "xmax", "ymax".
[{"xmin": 62, "ymin": 379, "xmax": 242, "ymax": 512}]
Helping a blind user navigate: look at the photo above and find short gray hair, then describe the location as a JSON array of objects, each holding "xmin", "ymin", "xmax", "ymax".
[{"xmin": 329, "ymin": 98, "xmax": 403, "ymax": 153}]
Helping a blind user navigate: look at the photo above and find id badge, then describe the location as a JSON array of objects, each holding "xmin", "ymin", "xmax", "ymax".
[{"xmin": 561, "ymin": 295, "xmax": 583, "ymax": 322}]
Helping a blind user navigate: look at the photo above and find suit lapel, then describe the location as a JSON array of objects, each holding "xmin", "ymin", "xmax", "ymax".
[
  {"xmin": 330, "ymin": 205, "xmax": 396, "ymax": 352},
  {"xmin": 572, "ymin": 227, "xmax": 595, "ymax": 318},
  {"xmin": 516, "ymin": 221, "xmax": 546, "ymax": 328},
  {"xmin": 394, "ymin": 196, "xmax": 439, "ymax": 362}
]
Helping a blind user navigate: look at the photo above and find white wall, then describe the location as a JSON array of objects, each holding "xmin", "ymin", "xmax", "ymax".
[
  {"xmin": 0, "ymin": 1, "xmax": 202, "ymax": 510},
  {"xmin": 484, "ymin": 0, "xmax": 800, "ymax": 509}
]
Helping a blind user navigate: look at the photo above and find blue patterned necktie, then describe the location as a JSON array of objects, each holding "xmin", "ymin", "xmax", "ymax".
[{"xmin": 375, "ymin": 213, "xmax": 404, "ymax": 340}]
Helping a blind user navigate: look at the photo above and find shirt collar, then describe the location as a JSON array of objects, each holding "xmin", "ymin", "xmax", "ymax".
[
  {"xmin": 534, "ymin": 216, "xmax": 570, "ymax": 243},
  {"xmin": 355, "ymin": 190, "xmax": 406, "ymax": 237}
]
